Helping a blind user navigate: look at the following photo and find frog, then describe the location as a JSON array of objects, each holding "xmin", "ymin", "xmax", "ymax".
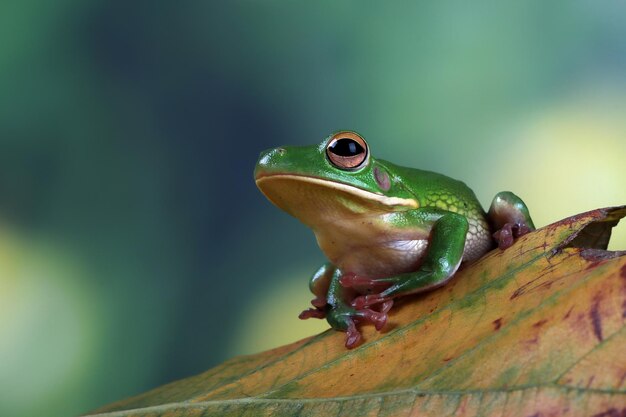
[{"xmin": 254, "ymin": 131, "xmax": 535, "ymax": 348}]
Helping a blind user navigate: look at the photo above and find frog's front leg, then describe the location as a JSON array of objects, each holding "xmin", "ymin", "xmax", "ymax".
[
  {"xmin": 350, "ymin": 211, "xmax": 468, "ymax": 310},
  {"xmin": 488, "ymin": 191, "xmax": 535, "ymax": 249},
  {"xmin": 299, "ymin": 266, "xmax": 391, "ymax": 348}
]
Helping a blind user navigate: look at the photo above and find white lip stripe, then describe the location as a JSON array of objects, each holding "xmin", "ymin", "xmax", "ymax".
[{"xmin": 256, "ymin": 174, "xmax": 419, "ymax": 208}]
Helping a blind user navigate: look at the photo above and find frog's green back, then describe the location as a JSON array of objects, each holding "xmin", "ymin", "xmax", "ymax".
[{"xmin": 378, "ymin": 160, "xmax": 487, "ymax": 222}]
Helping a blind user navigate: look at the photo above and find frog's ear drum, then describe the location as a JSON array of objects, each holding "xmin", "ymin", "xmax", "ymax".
[{"xmin": 326, "ymin": 131, "xmax": 369, "ymax": 170}]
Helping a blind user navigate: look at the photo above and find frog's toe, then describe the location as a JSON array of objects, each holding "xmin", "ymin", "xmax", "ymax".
[
  {"xmin": 341, "ymin": 309, "xmax": 386, "ymax": 348},
  {"xmin": 340, "ymin": 273, "xmax": 375, "ymax": 288},
  {"xmin": 351, "ymin": 293, "xmax": 389, "ymax": 310},
  {"xmin": 493, "ymin": 224, "xmax": 514, "ymax": 249},
  {"xmin": 380, "ymin": 299, "xmax": 394, "ymax": 314},
  {"xmin": 493, "ymin": 222, "xmax": 532, "ymax": 250},
  {"xmin": 299, "ymin": 295, "xmax": 328, "ymax": 319},
  {"xmin": 310, "ymin": 295, "xmax": 327, "ymax": 308},
  {"xmin": 327, "ymin": 305, "xmax": 391, "ymax": 348},
  {"xmin": 299, "ymin": 307, "xmax": 326, "ymax": 320},
  {"xmin": 345, "ymin": 320, "xmax": 361, "ymax": 348},
  {"xmin": 355, "ymin": 307, "xmax": 388, "ymax": 330},
  {"xmin": 327, "ymin": 309, "xmax": 363, "ymax": 348},
  {"xmin": 339, "ymin": 274, "xmax": 393, "ymax": 294}
]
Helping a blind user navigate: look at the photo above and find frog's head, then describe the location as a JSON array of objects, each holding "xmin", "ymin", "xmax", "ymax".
[{"xmin": 254, "ymin": 131, "xmax": 418, "ymax": 228}]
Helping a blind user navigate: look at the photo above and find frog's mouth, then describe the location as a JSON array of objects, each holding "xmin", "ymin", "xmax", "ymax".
[{"xmin": 255, "ymin": 174, "xmax": 418, "ymax": 226}]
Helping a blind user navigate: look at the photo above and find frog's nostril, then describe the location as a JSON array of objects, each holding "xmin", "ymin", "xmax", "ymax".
[{"xmin": 276, "ymin": 147, "xmax": 286, "ymax": 155}]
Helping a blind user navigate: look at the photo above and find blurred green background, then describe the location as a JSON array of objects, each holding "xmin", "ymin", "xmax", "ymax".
[{"xmin": 1, "ymin": 1, "xmax": 625, "ymax": 416}]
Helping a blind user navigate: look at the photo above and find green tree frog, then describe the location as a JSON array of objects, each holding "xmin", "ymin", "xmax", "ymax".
[{"xmin": 255, "ymin": 131, "xmax": 535, "ymax": 348}]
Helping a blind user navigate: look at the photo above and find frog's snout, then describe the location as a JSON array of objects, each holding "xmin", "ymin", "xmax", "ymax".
[
  {"xmin": 258, "ymin": 147, "xmax": 285, "ymax": 164},
  {"xmin": 258, "ymin": 147, "xmax": 286, "ymax": 163},
  {"xmin": 255, "ymin": 147, "xmax": 287, "ymax": 179}
]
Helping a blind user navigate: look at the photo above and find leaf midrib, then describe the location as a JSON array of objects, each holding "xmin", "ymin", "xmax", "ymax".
[{"xmin": 85, "ymin": 384, "xmax": 626, "ymax": 417}]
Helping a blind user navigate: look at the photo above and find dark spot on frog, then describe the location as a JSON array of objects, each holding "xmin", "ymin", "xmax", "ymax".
[
  {"xmin": 493, "ymin": 318, "xmax": 503, "ymax": 330},
  {"xmin": 373, "ymin": 166, "xmax": 391, "ymax": 191},
  {"xmin": 590, "ymin": 296, "xmax": 603, "ymax": 342},
  {"xmin": 442, "ymin": 356, "xmax": 453, "ymax": 362},
  {"xmin": 533, "ymin": 319, "xmax": 548, "ymax": 328},
  {"xmin": 621, "ymin": 264, "xmax": 626, "ymax": 280},
  {"xmin": 622, "ymin": 300, "xmax": 626, "ymax": 319}
]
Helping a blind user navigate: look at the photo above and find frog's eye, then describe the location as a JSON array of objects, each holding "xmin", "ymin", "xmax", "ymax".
[{"xmin": 326, "ymin": 131, "xmax": 369, "ymax": 170}]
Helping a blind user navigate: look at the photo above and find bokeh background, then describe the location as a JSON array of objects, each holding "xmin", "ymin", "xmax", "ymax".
[{"xmin": 1, "ymin": 1, "xmax": 625, "ymax": 416}]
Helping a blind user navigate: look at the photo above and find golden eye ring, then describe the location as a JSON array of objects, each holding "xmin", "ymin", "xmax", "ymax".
[{"xmin": 326, "ymin": 131, "xmax": 368, "ymax": 170}]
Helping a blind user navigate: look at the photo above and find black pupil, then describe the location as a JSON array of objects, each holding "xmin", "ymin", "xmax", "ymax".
[{"xmin": 329, "ymin": 138, "xmax": 364, "ymax": 157}]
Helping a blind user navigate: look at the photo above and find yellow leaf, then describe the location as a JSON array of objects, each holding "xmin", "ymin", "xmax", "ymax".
[{"xmin": 87, "ymin": 207, "xmax": 626, "ymax": 417}]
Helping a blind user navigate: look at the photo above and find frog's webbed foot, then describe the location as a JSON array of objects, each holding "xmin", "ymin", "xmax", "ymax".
[
  {"xmin": 327, "ymin": 302, "xmax": 393, "ymax": 348},
  {"xmin": 488, "ymin": 191, "xmax": 535, "ymax": 250},
  {"xmin": 493, "ymin": 222, "xmax": 532, "ymax": 250},
  {"xmin": 298, "ymin": 295, "xmax": 328, "ymax": 320},
  {"xmin": 342, "ymin": 306, "xmax": 390, "ymax": 348}
]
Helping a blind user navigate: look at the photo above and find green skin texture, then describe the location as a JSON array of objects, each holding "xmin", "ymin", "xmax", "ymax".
[{"xmin": 255, "ymin": 132, "xmax": 534, "ymax": 347}]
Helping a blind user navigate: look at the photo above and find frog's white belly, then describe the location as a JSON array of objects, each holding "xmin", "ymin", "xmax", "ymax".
[
  {"xmin": 314, "ymin": 219, "xmax": 430, "ymax": 278},
  {"xmin": 332, "ymin": 238, "xmax": 430, "ymax": 278}
]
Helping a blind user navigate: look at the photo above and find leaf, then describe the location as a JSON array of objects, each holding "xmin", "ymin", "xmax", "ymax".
[{"xmin": 87, "ymin": 207, "xmax": 626, "ymax": 417}]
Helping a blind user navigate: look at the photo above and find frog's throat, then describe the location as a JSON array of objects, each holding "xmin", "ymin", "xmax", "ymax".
[{"xmin": 256, "ymin": 174, "xmax": 419, "ymax": 209}]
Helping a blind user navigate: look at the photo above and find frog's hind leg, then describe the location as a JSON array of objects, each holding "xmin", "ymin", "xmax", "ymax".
[{"xmin": 488, "ymin": 191, "xmax": 535, "ymax": 250}]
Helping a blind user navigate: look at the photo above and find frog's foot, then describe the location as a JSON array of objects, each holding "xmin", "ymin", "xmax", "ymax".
[
  {"xmin": 328, "ymin": 304, "xmax": 392, "ymax": 348},
  {"xmin": 344, "ymin": 308, "xmax": 389, "ymax": 348},
  {"xmin": 327, "ymin": 310, "xmax": 363, "ymax": 348},
  {"xmin": 493, "ymin": 222, "xmax": 532, "ymax": 250},
  {"xmin": 488, "ymin": 191, "xmax": 535, "ymax": 250}
]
